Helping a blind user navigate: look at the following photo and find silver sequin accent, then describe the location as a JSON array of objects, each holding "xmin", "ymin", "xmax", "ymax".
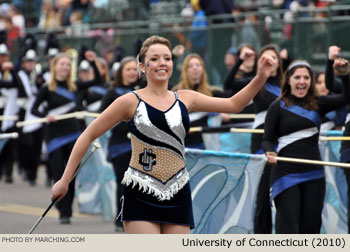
[
  {"xmin": 134, "ymin": 101, "xmax": 185, "ymax": 157},
  {"xmin": 164, "ymin": 101, "xmax": 186, "ymax": 145}
]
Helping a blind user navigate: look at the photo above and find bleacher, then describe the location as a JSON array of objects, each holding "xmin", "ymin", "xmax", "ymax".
[{"xmin": 13, "ymin": 1, "xmax": 350, "ymax": 86}]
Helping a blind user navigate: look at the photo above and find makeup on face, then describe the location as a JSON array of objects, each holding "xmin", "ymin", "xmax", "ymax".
[{"xmin": 143, "ymin": 44, "xmax": 173, "ymax": 82}]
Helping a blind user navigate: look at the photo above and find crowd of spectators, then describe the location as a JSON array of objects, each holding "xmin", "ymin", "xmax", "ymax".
[
  {"xmin": 0, "ymin": 0, "xmax": 345, "ymax": 73},
  {"xmin": 0, "ymin": 0, "xmax": 342, "ymax": 33},
  {"xmin": 0, "ymin": 0, "xmax": 343, "ymax": 40}
]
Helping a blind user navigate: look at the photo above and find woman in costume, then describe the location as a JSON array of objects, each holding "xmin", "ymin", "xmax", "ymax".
[{"xmin": 51, "ymin": 35, "xmax": 276, "ymax": 233}]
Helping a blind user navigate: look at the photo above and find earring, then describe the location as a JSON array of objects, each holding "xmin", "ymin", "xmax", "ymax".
[{"xmin": 142, "ymin": 70, "xmax": 145, "ymax": 74}]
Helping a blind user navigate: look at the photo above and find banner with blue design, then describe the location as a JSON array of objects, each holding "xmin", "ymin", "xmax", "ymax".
[
  {"xmin": 186, "ymin": 149, "xmax": 266, "ymax": 233},
  {"xmin": 186, "ymin": 131, "xmax": 348, "ymax": 233},
  {"xmin": 0, "ymin": 139, "xmax": 8, "ymax": 153},
  {"xmin": 219, "ymin": 132, "xmax": 251, "ymax": 153},
  {"xmin": 75, "ymin": 117, "xmax": 116, "ymax": 221},
  {"xmin": 319, "ymin": 139, "xmax": 348, "ymax": 234}
]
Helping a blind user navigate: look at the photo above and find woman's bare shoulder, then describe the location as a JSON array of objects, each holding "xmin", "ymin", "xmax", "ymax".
[
  {"xmin": 176, "ymin": 90, "xmax": 199, "ymax": 112},
  {"xmin": 176, "ymin": 89, "xmax": 196, "ymax": 98},
  {"xmin": 107, "ymin": 92, "xmax": 140, "ymax": 121}
]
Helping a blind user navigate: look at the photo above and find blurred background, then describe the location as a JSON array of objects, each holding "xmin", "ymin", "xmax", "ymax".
[{"xmin": 0, "ymin": 0, "xmax": 349, "ymax": 87}]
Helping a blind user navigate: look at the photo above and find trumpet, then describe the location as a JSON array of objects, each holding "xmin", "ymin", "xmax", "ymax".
[{"xmin": 65, "ymin": 48, "xmax": 79, "ymax": 83}]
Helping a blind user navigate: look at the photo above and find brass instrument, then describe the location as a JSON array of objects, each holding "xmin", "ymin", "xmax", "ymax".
[
  {"xmin": 65, "ymin": 48, "xmax": 79, "ymax": 83},
  {"xmin": 3, "ymin": 70, "xmax": 9, "ymax": 80}
]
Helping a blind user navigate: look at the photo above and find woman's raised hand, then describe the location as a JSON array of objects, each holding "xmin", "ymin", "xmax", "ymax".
[
  {"xmin": 328, "ymin": 45, "xmax": 341, "ymax": 61},
  {"xmin": 256, "ymin": 54, "xmax": 276, "ymax": 80},
  {"xmin": 85, "ymin": 50, "xmax": 96, "ymax": 62},
  {"xmin": 240, "ymin": 47, "xmax": 255, "ymax": 61},
  {"xmin": 333, "ymin": 57, "xmax": 350, "ymax": 76}
]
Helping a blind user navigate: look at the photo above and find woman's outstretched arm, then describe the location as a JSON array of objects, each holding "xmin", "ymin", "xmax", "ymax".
[{"xmin": 51, "ymin": 92, "xmax": 137, "ymax": 201}]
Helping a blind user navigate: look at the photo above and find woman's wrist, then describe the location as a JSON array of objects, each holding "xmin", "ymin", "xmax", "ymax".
[{"xmin": 265, "ymin": 151, "xmax": 277, "ymax": 157}]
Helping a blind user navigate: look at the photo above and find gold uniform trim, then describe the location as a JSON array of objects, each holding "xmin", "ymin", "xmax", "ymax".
[{"xmin": 129, "ymin": 136, "xmax": 185, "ymax": 184}]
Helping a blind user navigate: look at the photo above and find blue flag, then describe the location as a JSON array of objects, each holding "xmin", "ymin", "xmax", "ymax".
[
  {"xmin": 186, "ymin": 149, "xmax": 266, "ymax": 233},
  {"xmin": 75, "ymin": 117, "xmax": 116, "ymax": 221}
]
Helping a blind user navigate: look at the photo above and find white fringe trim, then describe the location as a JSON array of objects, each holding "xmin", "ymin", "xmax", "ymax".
[{"xmin": 121, "ymin": 168, "xmax": 189, "ymax": 201}]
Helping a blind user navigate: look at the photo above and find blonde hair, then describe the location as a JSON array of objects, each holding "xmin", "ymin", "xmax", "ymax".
[
  {"xmin": 48, "ymin": 53, "xmax": 76, "ymax": 92},
  {"xmin": 176, "ymin": 53, "xmax": 212, "ymax": 96}
]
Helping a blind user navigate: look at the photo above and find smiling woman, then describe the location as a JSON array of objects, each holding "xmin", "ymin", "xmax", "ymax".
[
  {"xmin": 262, "ymin": 59, "xmax": 350, "ymax": 233},
  {"xmin": 287, "ymin": 61, "xmax": 314, "ymax": 99},
  {"xmin": 172, "ymin": 53, "xmax": 214, "ymax": 150},
  {"xmin": 50, "ymin": 35, "xmax": 277, "ymax": 234},
  {"xmin": 31, "ymin": 53, "xmax": 79, "ymax": 225}
]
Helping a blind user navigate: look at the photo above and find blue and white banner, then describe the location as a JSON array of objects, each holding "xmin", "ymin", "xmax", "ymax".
[
  {"xmin": 219, "ymin": 132, "xmax": 251, "ymax": 153},
  {"xmin": 186, "ymin": 149, "xmax": 266, "ymax": 234},
  {"xmin": 319, "ymin": 139, "xmax": 348, "ymax": 234},
  {"xmin": 75, "ymin": 117, "xmax": 116, "ymax": 221},
  {"xmin": 0, "ymin": 139, "xmax": 8, "ymax": 153}
]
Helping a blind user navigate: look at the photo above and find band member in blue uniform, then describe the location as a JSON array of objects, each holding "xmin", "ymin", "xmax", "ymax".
[
  {"xmin": 0, "ymin": 43, "xmax": 21, "ymax": 183},
  {"xmin": 17, "ymin": 49, "xmax": 44, "ymax": 186},
  {"xmin": 263, "ymin": 59, "xmax": 350, "ymax": 233},
  {"xmin": 31, "ymin": 51, "xmax": 98, "ymax": 224},
  {"xmin": 75, "ymin": 57, "xmax": 106, "ymax": 114},
  {"xmin": 99, "ymin": 56, "xmax": 143, "ymax": 231}
]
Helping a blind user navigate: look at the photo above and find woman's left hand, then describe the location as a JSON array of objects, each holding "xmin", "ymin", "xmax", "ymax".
[
  {"xmin": 333, "ymin": 57, "xmax": 350, "ymax": 76},
  {"xmin": 257, "ymin": 55, "xmax": 276, "ymax": 80},
  {"xmin": 265, "ymin": 151, "xmax": 277, "ymax": 165},
  {"xmin": 46, "ymin": 114, "xmax": 57, "ymax": 122},
  {"xmin": 220, "ymin": 113, "xmax": 231, "ymax": 123}
]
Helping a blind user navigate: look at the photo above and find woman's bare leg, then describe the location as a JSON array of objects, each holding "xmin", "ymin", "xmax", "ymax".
[
  {"xmin": 123, "ymin": 221, "xmax": 161, "ymax": 234},
  {"xmin": 161, "ymin": 223, "xmax": 190, "ymax": 234}
]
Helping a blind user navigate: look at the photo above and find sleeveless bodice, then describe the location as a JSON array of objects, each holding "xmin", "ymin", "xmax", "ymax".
[{"xmin": 121, "ymin": 91, "xmax": 191, "ymax": 200}]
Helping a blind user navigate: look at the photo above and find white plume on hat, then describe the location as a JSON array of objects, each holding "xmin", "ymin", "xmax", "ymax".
[
  {"xmin": 23, "ymin": 49, "xmax": 36, "ymax": 61},
  {"xmin": 78, "ymin": 60, "xmax": 90, "ymax": 71},
  {"xmin": 48, "ymin": 48, "xmax": 59, "ymax": 58},
  {"xmin": 0, "ymin": 44, "xmax": 9, "ymax": 55}
]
